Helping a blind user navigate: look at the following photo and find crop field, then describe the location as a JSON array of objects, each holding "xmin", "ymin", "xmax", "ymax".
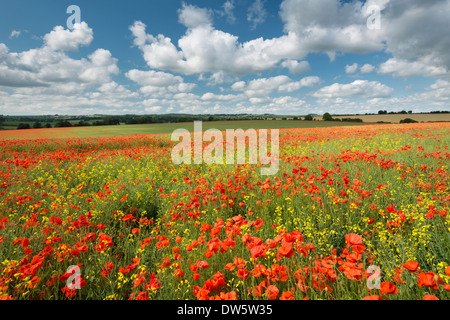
[
  {"xmin": 0, "ymin": 120, "xmax": 366, "ymax": 140},
  {"xmin": 325, "ymin": 113, "xmax": 450, "ymax": 123},
  {"xmin": 0, "ymin": 122, "xmax": 449, "ymax": 300}
]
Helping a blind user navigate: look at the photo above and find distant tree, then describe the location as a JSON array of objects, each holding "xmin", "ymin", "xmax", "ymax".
[
  {"xmin": 322, "ymin": 112, "xmax": 333, "ymax": 121},
  {"xmin": 304, "ymin": 114, "xmax": 313, "ymax": 121},
  {"xmin": 32, "ymin": 121, "xmax": 42, "ymax": 129},
  {"xmin": 17, "ymin": 123, "xmax": 31, "ymax": 129},
  {"xmin": 208, "ymin": 116, "xmax": 214, "ymax": 121},
  {"xmin": 77, "ymin": 120, "xmax": 90, "ymax": 126},
  {"xmin": 54, "ymin": 121, "xmax": 72, "ymax": 127},
  {"xmin": 0, "ymin": 115, "xmax": 4, "ymax": 126},
  {"xmin": 378, "ymin": 110, "xmax": 387, "ymax": 114},
  {"xmin": 45, "ymin": 123, "xmax": 52, "ymax": 128},
  {"xmin": 399, "ymin": 110, "xmax": 407, "ymax": 114},
  {"xmin": 176, "ymin": 116, "xmax": 193, "ymax": 123},
  {"xmin": 408, "ymin": 110, "xmax": 412, "ymax": 114},
  {"xmin": 399, "ymin": 118, "xmax": 418, "ymax": 124}
]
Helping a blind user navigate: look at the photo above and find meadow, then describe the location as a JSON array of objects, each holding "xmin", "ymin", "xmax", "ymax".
[
  {"xmin": 0, "ymin": 120, "xmax": 365, "ymax": 140},
  {"xmin": 0, "ymin": 121, "xmax": 449, "ymax": 300}
]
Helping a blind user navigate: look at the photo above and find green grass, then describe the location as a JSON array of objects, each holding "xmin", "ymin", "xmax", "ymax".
[{"xmin": 0, "ymin": 120, "xmax": 368, "ymax": 140}]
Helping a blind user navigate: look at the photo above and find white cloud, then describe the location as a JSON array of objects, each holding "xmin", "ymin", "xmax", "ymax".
[
  {"xmin": 281, "ymin": 60, "xmax": 310, "ymax": 75},
  {"xmin": 0, "ymin": 42, "xmax": 118, "ymax": 88},
  {"xmin": 178, "ymin": 3, "xmax": 213, "ymax": 29},
  {"xmin": 9, "ymin": 30, "xmax": 21, "ymax": 39},
  {"xmin": 278, "ymin": 76, "xmax": 320, "ymax": 92},
  {"xmin": 201, "ymin": 92, "xmax": 241, "ymax": 101},
  {"xmin": 43, "ymin": 22, "xmax": 93, "ymax": 51},
  {"xmin": 247, "ymin": 0, "xmax": 267, "ymax": 29},
  {"xmin": 279, "ymin": 0, "xmax": 386, "ymax": 57},
  {"xmin": 345, "ymin": 63, "xmax": 359, "ymax": 74},
  {"xmin": 378, "ymin": 56, "xmax": 448, "ymax": 78},
  {"xmin": 129, "ymin": 17, "xmax": 302, "ymax": 76},
  {"xmin": 125, "ymin": 69, "xmax": 196, "ymax": 96},
  {"xmin": 312, "ymin": 80, "xmax": 394, "ymax": 98},
  {"xmin": 279, "ymin": 0, "xmax": 450, "ymax": 78},
  {"xmin": 360, "ymin": 64, "xmax": 375, "ymax": 73},
  {"xmin": 379, "ymin": 0, "xmax": 450, "ymax": 77},
  {"xmin": 220, "ymin": 0, "xmax": 236, "ymax": 24},
  {"xmin": 232, "ymin": 75, "xmax": 291, "ymax": 97}
]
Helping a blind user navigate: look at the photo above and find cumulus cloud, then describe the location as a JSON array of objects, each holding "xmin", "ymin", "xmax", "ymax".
[
  {"xmin": 178, "ymin": 3, "xmax": 213, "ymax": 29},
  {"xmin": 125, "ymin": 69, "xmax": 196, "ymax": 97},
  {"xmin": 43, "ymin": 22, "xmax": 93, "ymax": 51},
  {"xmin": 378, "ymin": 57, "xmax": 448, "ymax": 78},
  {"xmin": 278, "ymin": 76, "xmax": 320, "ymax": 92},
  {"xmin": 0, "ymin": 22, "xmax": 128, "ymax": 114},
  {"xmin": 129, "ymin": 0, "xmax": 304, "ymax": 78},
  {"xmin": 345, "ymin": 63, "xmax": 359, "ymax": 74},
  {"xmin": 279, "ymin": 0, "xmax": 386, "ymax": 58},
  {"xmin": 281, "ymin": 60, "xmax": 310, "ymax": 75},
  {"xmin": 126, "ymin": 0, "xmax": 450, "ymax": 82},
  {"xmin": 0, "ymin": 43, "xmax": 118, "ymax": 88},
  {"xmin": 378, "ymin": 0, "xmax": 450, "ymax": 77},
  {"xmin": 231, "ymin": 76, "xmax": 291, "ymax": 97},
  {"xmin": 312, "ymin": 80, "xmax": 394, "ymax": 99},
  {"xmin": 232, "ymin": 75, "xmax": 320, "ymax": 97},
  {"xmin": 360, "ymin": 64, "xmax": 375, "ymax": 73},
  {"xmin": 279, "ymin": 0, "xmax": 450, "ymax": 78}
]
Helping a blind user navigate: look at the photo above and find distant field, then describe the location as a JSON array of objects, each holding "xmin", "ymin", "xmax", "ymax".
[
  {"xmin": 323, "ymin": 113, "xmax": 450, "ymax": 123},
  {"xmin": 0, "ymin": 120, "xmax": 367, "ymax": 140}
]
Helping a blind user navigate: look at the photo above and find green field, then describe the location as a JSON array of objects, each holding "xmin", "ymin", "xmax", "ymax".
[{"xmin": 0, "ymin": 120, "xmax": 368, "ymax": 140}]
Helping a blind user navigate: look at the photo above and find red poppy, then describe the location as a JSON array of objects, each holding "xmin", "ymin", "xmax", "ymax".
[
  {"xmin": 345, "ymin": 233, "xmax": 363, "ymax": 246},
  {"xmin": 362, "ymin": 295, "xmax": 382, "ymax": 300},
  {"xmin": 445, "ymin": 266, "xmax": 450, "ymax": 277},
  {"xmin": 401, "ymin": 261, "xmax": 419, "ymax": 273},
  {"xmin": 280, "ymin": 290, "xmax": 295, "ymax": 300},
  {"xmin": 417, "ymin": 272, "xmax": 443, "ymax": 290},
  {"xmin": 174, "ymin": 269, "xmax": 185, "ymax": 278},
  {"xmin": 22, "ymin": 238, "xmax": 30, "ymax": 248},
  {"xmin": 423, "ymin": 294, "xmax": 439, "ymax": 300},
  {"xmin": 278, "ymin": 245, "xmax": 294, "ymax": 258},
  {"xmin": 380, "ymin": 281, "xmax": 398, "ymax": 294},
  {"xmin": 266, "ymin": 285, "xmax": 279, "ymax": 300}
]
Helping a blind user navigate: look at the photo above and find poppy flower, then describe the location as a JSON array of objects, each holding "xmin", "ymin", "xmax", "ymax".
[
  {"xmin": 362, "ymin": 295, "xmax": 382, "ymax": 300},
  {"xmin": 174, "ymin": 269, "xmax": 185, "ymax": 278},
  {"xmin": 278, "ymin": 245, "xmax": 294, "ymax": 258},
  {"xmin": 380, "ymin": 281, "xmax": 398, "ymax": 294},
  {"xmin": 22, "ymin": 238, "xmax": 30, "ymax": 248},
  {"xmin": 422, "ymin": 294, "xmax": 439, "ymax": 300},
  {"xmin": 445, "ymin": 266, "xmax": 450, "ymax": 277},
  {"xmin": 266, "ymin": 285, "xmax": 279, "ymax": 300},
  {"xmin": 345, "ymin": 233, "xmax": 363, "ymax": 247},
  {"xmin": 250, "ymin": 245, "xmax": 266, "ymax": 259},
  {"xmin": 280, "ymin": 290, "xmax": 295, "ymax": 300},
  {"xmin": 401, "ymin": 261, "xmax": 419, "ymax": 273},
  {"xmin": 224, "ymin": 263, "xmax": 235, "ymax": 271},
  {"xmin": 417, "ymin": 272, "xmax": 443, "ymax": 290}
]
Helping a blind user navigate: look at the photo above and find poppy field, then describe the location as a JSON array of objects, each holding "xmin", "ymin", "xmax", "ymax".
[{"xmin": 0, "ymin": 122, "xmax": 449, "ymax": 300}]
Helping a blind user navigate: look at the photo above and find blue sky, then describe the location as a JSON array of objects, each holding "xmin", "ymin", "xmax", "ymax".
[{"xmin": 0, "ymin": 0, "xmax": 449, "ymax": 115}]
